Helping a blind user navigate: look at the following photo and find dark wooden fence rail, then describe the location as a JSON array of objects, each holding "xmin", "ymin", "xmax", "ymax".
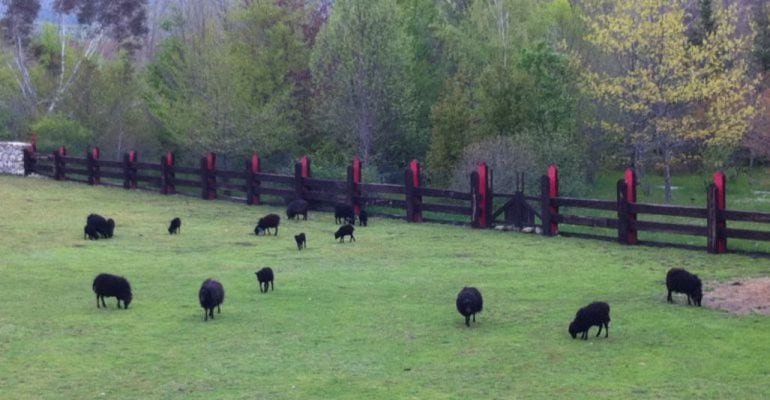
[
  {"xmin": 539, "ymin": 167, "xmax": 770, "ymax": 254},
  {"xmin": 26, "ymin": 147, "xmax": 493, "ymax": 227},
  {"xmin": 23, "ymin": 146, "xmax": 770, "ymax": 255}
]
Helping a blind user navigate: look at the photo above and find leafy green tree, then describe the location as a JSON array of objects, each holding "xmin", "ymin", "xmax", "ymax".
[
  {"xmin": 311, "ymin": 0, "xmax": 416, "ymax": 169},
  {"xmin": 580, "ymin": 0, "xmax": 758, "ymax": 202},
  {"xmin": 146, "ymin": 1, "xmax": 306, "ymax": 166},
  {"xmin": 426, "ymin": 73, "xmax": 475, "ymax": 186}
]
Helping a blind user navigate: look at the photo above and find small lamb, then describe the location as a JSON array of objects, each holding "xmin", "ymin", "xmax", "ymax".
[{"xmin": 255, "ymin": 267, "xmax": 274, "ymax": 293}]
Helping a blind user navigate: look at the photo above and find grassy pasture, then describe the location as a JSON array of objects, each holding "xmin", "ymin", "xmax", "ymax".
[{"xmin": 1, "ymin": 175, "xmax": 770, "ymax": 399}]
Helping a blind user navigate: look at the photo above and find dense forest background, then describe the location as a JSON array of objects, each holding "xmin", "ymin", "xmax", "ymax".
[{"xmin": 1, "ymin": 0, "xmax": 769, "ymax": 199}]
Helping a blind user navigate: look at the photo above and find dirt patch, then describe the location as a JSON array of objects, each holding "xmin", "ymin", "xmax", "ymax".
[{"xmin": 703, "ymin": 277, "xmax": 770, "ymax": 316}]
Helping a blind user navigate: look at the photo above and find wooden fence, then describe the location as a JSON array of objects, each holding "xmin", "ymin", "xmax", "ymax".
[
  {"xmin": 20, "ymin": 145, "xmax": 770, "ymax": 255},
  {"xmin": 536, "ymin": 166, "xmax": 770, "ymax": 254},
  {"xmin": 22, "ymin": 146, "xmax": 492, "ymax": 227}
]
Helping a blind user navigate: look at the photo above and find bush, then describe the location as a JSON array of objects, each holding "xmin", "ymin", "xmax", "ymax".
[
  {"xmin": 31, "ymin": 114, "xmax": 92, "ymax": 153},
  {"xmin": 449, "ymin": 136, "xmax": 537, "ymax": 193}
]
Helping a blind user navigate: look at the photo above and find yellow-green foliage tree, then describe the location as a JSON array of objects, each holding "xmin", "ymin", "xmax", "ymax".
[{"xmin": 580, "ymin": 0, "xmax": 757, "ymax": 203}]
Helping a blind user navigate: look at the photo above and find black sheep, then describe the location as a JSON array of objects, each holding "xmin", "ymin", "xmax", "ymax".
[
  {"xmin": 334, "ymin": 224, "xmax": 355, "ymax": 243},
  {"xmin": 456, "ymin": 287, "xmax": 483, "ymax": 327},
  {"xmin": 86, "ymin": 214, "xmax": 115, "ymax": 239},
  {"xmin": 334, "ymin": 204, "xmax": 355, "ymax": 224},
  {"xmin": 666, "ymin": 268, "xmax": 703, "ymax": 306},
  {"xmin": 255, "ymin": 213, "xmax": 280, "ymax": 236},
  {"xmin": 199, "ymin": 279, "xmax": 225, "ymax": 321},
  {"xmin": 295, "ymin": 233, "xmax": 306, "ymax": 250},
  {"xmin": 286, "ymin": 199, "xmax": 309, "ymax": 220},
  {"xmin": 92, "ymin": 273, "xmax": 132, "ymax": 309},
  {"xmin": 569, "ymin": 301, "xmax": 611, "ymax": 340},
  {"xmin": 358, "ymin": 210, "xmax": 368, "ymax": 227},
  {"xmin": 84, "ymin": 224, "xmax": 100, "ymax": 240},
  {"xmin": 255, "ymin": 267, "xmax": 274, "ymax": 293},
  {"xmin": 168, "ymin": 217, "xmax": 181, "ymax": 234}
]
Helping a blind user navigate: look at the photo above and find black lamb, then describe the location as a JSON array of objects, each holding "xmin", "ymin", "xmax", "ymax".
[
  {"xmin": 286, "ymin": 199, "xmax": 309, "ymax": 220},
  {"xmin": 255, "ymin": 213, "xmax": 280, "ymax": 236},
  {"xmin": 358, "ymin": 210, "xmax": 368, "ymax": 226},
  {"xmin": 334, "ymin": 204, "xmax": 355, "ymax": 224},
  {"xmin": 255, "ymin": 267, "xmax": 274, "ymax": 293},
  {"xmin": 199, "ymin": 279, "xmax": 225, "ymax": 321},
  {"xmin": 334, "ymin": 224, "xmax": 355, "ymax": 242},
  {"xmin": 84, "ymin": 224, "xmax": 100, "ymax": 240},
  {"xmin": 456, "ymin": 287, "xmax": 483, "ymax": 327},
  {"xmin": 92, "ymin": 273, "xmax": 132, "ymax": 309},
  {"xmin": 295, "ymin": 233, "xmax": 306, "ymax": 250},
  {"xmin": 168, "ymin": 217, "xmax": 181, "ymax": 234},
  {"xmin": 569, "ymin": 301, "xmax": 611, "ymax": 340},
  {"xmin": 86, "ymin": 213, "xmax": 115, "ymax": 239},
  {"xmin": 666, "ymin": 268, "xmax": 703, "ymax": 306}
]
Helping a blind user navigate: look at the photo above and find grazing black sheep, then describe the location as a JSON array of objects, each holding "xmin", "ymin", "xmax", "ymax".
[
  {"xmin": 168, "ymin": 217, "xmax": 181, "ymax": 234},
  {"xmin": 86, "ymin": 214, "xmax": 115, "ymax": 239},
  {"xmin": 255, "ymin": 213, "xmax": 280, "ymax": 236},
  {"xmin": 334, "ymin": 224, "xmax": 355, "ymax": 243},
  {"xmin": 295, "ymin": 233, "xmax": 306, "ymax": 250},
  {"xmin": 255, "ymin": 267, "xmax": 274, "ymax": 293},
  {"xmin": 569, "ymin": 301, "xmax": 611, "ymax": 340},
  {"xmin": 334, "ymin": 204, "xmax": 355, "ymax": 224},
  {"xmin": 84, "ymin": 224, "xmax": 100, "ymax": 240},
  {"xmin": 286, "ymin": 199, "xmax": 309, "ymax": 220},
  {"xmin": 456, "ymin": 287, "xmax": 483, "ymax": 327},
  {"xmin": 92, "ymin": 273, "xmax": 132, "ymax": 309},
  {"xmin": 666, "ymin": 268, "xmax": 703, "ymax": 306},
  {"xmin": 199, "ymin": 279, "xmax": 225, "ymax": 321},
  {"xmin": 358, "ymin": 210, "xmax": 368, "ymax": 227}
]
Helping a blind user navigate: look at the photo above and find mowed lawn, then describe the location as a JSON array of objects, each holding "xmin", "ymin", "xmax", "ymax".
[{"xmin": 1, "ymin": 175, "xmax": 770, "ymax": 399}]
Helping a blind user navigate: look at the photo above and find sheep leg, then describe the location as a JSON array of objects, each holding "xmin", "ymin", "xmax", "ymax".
[
  {"xmin": 582, "ymin": 330, "xmax": 588, "ymax": 340},
  {"xmin": 604, "ymin": 323, "xmax": 609, "ymax": 338},
  {"xmin": 100, "ymin": 296, "xmax": 107, "ymax": 308},
  {"xmin": 596, "ymin": 324, "xmax": 602, "ymax": 337},
  {"xmin": 274, "ymin": 227, "xmax": 278, "ymax": 236},
  {"xmin": 116, "ymin": 299, "xmax": 122, "ymax": 309},
  {"xmin": 465, "ymin": 315, "xmax": 470, "ymax": 327},
  {"xmin": 686, "ymin": 295, "xmax": 692, "ymax": 305},
  {"xmin": 96, "ymin": 295, "xmax": 101, "ymax": 308},
  {"xmin": 350, "ymin": 234, "xmax": 355, "ymax": 242},
  {"xmin": 270, "ymin": 280, "xmax": 274, "ymax": 291},
  {"xmin": 472, "ymin": 313, "xmax": 476, "ymax": 323},
  {"xmin": 667, "ymin": 290, "xmax": 673, "ymax": 303},
  {"xmin": 217, "ymin": 305, "xmax": 221, "ymax": 314}
]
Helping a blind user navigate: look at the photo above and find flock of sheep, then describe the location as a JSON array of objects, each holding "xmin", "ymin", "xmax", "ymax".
[{"xmin": 84, "ymin": 201, "xmax": 705, "ymax": 338}]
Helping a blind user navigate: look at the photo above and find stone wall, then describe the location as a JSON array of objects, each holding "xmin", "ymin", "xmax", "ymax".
[{"xmin": 0, "ymin": 142, "xmax": 31, "ymax": 175}]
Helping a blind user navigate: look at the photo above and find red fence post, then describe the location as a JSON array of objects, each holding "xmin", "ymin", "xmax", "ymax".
[
  {"xmin": 87, "ymin": 147, "xmax": 101, "ymax": 185},
  {"xmin": 200, "ymin": 152, "xmax": 217, "ymax": 199},
  {"xmin": 161, "ymin": 151, "xmax": 175, "ymax": 194},
  {"xmin": 714, "ymin": 171, "xmax": 726, "ymax": 253},
  {"xmin": 547, "ymin": 164, "xmax": 559, "ymax": 235},
  {"xmin": 410, "ymin": 159, "xmax": 422, "ymax": 222},
  {"xmin": 301, "ymin": 155, "xmax": 311, "ymax": 178},
  {"xmin": 54, "ymin": 146, "xmax": 66, "ymax": 180},
  {"xmin": 123, "ymin": 150, "xmax": 138, "ymax": 189},
  {"xmin": 23, "ymin": 147, "xmax": 35, "ymax": 175},
  {"xmin": 624, "ymin": 167, "xmax": 637, "ymax": 244},
  {"xmin": 351, "ymin": 156, "xmax": 362, "ymax": 215},
  {"xmin": 478, "ymin": 162, "xmax": 490, "ymax": 228},
  {"xmin": 247, "ymin": 153, "xmax": 261, "ymax": 205}
]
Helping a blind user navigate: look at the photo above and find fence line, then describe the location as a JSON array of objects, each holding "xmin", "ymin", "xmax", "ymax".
[{"xmin": 20, "ymin": 145, "xmax": 770, "ymax": 255}]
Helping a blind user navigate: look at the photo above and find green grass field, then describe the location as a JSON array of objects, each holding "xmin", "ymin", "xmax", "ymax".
[{"xmin": 1, "ymin": 175, "xmax": 770, "ymax": 399}]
